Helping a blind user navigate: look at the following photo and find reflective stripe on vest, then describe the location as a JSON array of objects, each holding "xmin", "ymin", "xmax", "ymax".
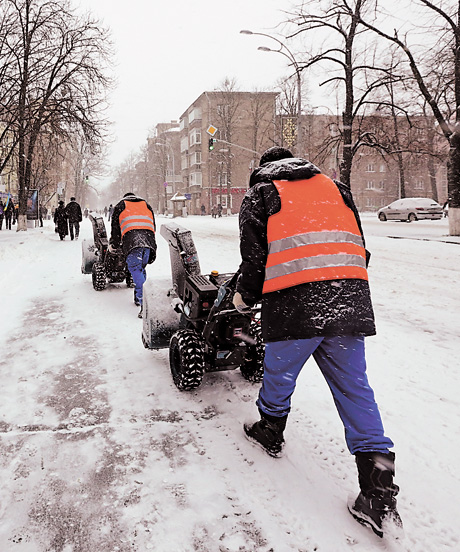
[
  {"xmin": 262, "ymin": 174, "xmax": 368, "ymax": 294},
  {"xmin": 119, "ymin": 200, "xmax": 155, "ymax": 238}
]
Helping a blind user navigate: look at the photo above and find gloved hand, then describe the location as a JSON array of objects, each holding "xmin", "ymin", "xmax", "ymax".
[
  {"xmin": 108, "ymin": 243, "xmax": 118, "ymax": 253},
  {"xmin": 233, "ymin": 292, "xmax": 251, "ymax": 313}
]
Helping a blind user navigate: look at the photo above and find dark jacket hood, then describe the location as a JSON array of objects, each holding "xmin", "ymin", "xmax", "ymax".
[
  {"xmin": 119, "ymin": 193, "xmax": 144, "ymax": 203},
  {"xmin": 250, "ymin": 158, "xmax": 321, "ymax": 187}
]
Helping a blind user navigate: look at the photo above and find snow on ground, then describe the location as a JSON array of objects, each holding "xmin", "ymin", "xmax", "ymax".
[{"xmin": 0, "ymin": 214, "xmax": 459, "ymax": 552}]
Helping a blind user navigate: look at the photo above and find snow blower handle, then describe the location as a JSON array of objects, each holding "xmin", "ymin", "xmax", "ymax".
[{"xmin": 213, "ymin": 272, "xmax": 239, "ymax": 309}]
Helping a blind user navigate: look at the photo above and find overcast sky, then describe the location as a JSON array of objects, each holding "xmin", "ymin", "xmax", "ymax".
[{"xmin": 75, "ymin": 0, "xmax": 301, "ymax": 186}]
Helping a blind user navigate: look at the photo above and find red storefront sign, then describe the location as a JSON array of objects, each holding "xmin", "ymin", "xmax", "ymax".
[{"xmin": 211, "ymin": 188, "xmax": 247, "ymax": 194}]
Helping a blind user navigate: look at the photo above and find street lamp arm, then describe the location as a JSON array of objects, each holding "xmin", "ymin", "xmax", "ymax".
[
  {"xmin": 241, "ymin": 29, "xmax": 299, "ymax": 70},
  {"xmin": 214, "ymin": 138, "xmax": 261, "ymax": 156}
]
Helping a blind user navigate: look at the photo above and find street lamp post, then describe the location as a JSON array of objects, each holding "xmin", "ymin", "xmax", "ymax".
[{"xmin": 240, "ymin": 29, "xmax": 302, "ymax": 156}]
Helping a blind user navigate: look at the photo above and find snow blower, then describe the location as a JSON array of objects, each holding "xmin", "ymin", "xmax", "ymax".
[
  {"xmin": 81, "ymin": 214, "xmax": 134, "ymax": 291},
  {"xmin": 142, "ymin": 221, "xmax": 264, "ymax": 390}
]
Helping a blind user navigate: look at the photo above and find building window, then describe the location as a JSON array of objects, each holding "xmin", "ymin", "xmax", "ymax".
[
  {"xmin": 415, "ymin": 179, "xmax": 424, "ymax": 190},
  {"xmin": 379, "ymin": 164, "xmax": 386, "ymax": 172},
  {"xmin": 189, "ymin": 129, "xmax": 201, "ymax": 146},
  {"xmin": 180, "ymin": 136, "xmax": 188, "ymax": 153},
  {"xmin": 366, "ymin": 163, "xmax": 375, "ymax": 172},
  {"xmin": 179, "ymin": 118, "xmax": 187, "ymax": 131},
  {"xmin": 190, "ymin": 172, "xmax": 202, "ymax": 186},
  {"xmin": 188, "ymin": 107, "xmax": 202, "ymax": 124},
  {"xmin": 181, "ymin": 154, "xmax": 188, "ymax": 170},
  {"xmin": 366, "ymin": 197, "xmax": 379, "ymax": 207},
  {"xmin": 218, "ymin": 173, "xmax": 228, "ymax": 186},
  {"xmin": 366, "ymin": 181, "xmax": 375, "ymax": 189},
  {"xmin": 190, "ymin": 152, "xmax": 201, "ymax": 167},
  {"xmin": 379, "ymin": 180, "xmax": 385, "ymax": 190}
]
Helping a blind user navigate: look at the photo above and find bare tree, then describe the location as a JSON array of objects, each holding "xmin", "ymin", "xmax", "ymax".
[
  {"xmin": 214, "ymin": 77, "xmax": 242, "ymax": 212},
  {"xmin": 288, "ymin": 0, "xmax": 400, "ymax": 186},
  {"xmin": 358, "ymin": 0, "xmax": 460, "ymax": 234},
  {"xmin": 0, "ymin": 0, "xmax": 113, "ymax": 230}
]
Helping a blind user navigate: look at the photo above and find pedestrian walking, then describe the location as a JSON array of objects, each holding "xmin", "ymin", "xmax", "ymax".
[
  {"xmin": 108, "ymin": 204, "xmax": 113, "ymax": 221},
  {"xmin": 54, "ymin": 200, "xmax": 69, "ymax": 240},
  {"xmin": 39, "ymin": 205, "xmax": 47, "ymax": 227},
  {"xmin": 65, "ymin": 197, "xmax": 82, "ymax": 240},
  {"xmin": 234, "ymin": 146, "xmax": 401, "ymax": 538},
  {"xmin": 84, "ymin": 208, "xmax": 89, "ymax": 218},
  {"xmin": 0, "ymin": 200, "xmax": 4, "ymax": 230},
  {"xmin": 217, "ymin": 203, "xmax": 222, "ymax": 217},
  {"xmin": 109, "ymin": 192, "xmax": 157, "ymax": 318},
  {"xmin": 211, "ymin": 205, "xmax": 217, "ymax": 218},
  {"xmin": 200, "ymin": 204, "xmax": 206, "ymax": 216},
  {"xmin": 4, "ymin": 200, "xmax": 14, "ymax": 230}
]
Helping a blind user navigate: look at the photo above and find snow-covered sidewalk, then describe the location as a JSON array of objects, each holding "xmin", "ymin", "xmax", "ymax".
[{"xmin": 0, "ymin": 215, "xmax": 459, "ymax": 551}]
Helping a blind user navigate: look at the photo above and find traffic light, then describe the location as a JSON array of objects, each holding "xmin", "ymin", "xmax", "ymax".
[{"xmin": 208, "ymin": 138, "xmax": 215, "ymax": 151}]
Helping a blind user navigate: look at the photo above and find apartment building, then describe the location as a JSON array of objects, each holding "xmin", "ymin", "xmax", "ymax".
[
  {"xmin": 300, "ymin": 113, "xmax": 448, "ymax": 211},
  {"xmin": 179, "ymin": 91, "xmax": 278, "ymax": 215}
]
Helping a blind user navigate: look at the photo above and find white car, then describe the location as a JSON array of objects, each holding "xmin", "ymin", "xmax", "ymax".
[{"xmin": 377, "ymin": 197, "xmax": 443, "ymax": 222}]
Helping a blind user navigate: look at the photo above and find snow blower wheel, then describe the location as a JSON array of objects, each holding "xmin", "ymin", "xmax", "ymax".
[
  {"xmin": 92, "ymin": 262, "xmax": 107, "ymax": 291},
  {"xmin": 240, "ymin": 321, "xmax": 264, "ymax": 383},
  {"xmin": 169, "ymin": 329, "xmax": 205, "ymax": 391}
]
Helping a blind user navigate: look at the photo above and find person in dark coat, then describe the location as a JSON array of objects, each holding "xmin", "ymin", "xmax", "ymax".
[
  {"xmin": 54, "ymin": 200, "xmax": 68, "ymax": 240},
  {"xmin": 0, "ymin": 200, "xmax": 4, "ymax": 230},
  {"xmin": 110, "ymin": 192, "xmax": 157, "ymax": 317},
  {"xmin": 4, "ymin": 200, "xmax": 14, "ymax": 230},
  {"xmin": 234, "ymin": 147, "xmax": 401, "ymax": 537},
  {"xmin": 65, "ymin": 197, "xmax": 82, "ymax": 240}
]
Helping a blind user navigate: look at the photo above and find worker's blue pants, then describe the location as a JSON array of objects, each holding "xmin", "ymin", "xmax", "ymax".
[
  {"xmin": 126, "ymin": 247, "xmax": 150, "ymax": 305},
  {"xmin": 256, "ymin": 336, "xmax": 394, "ymax": 454}
]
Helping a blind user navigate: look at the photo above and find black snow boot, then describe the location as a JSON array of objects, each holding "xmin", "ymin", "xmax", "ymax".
[
  {"xmin": 349, "ymin": 451, "xmax": 402, "ymax": 538},
  {"xmin": 244, "ymin": 410, "xmax": 287, "ymax": 458}
]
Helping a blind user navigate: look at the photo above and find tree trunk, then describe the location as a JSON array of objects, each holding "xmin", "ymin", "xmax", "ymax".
[
  {"xmin": 447, "ymin": 133, "xmax": 460, "ymax": 235},
  {"xmin": 427, "ymin": 155, "xmax": 438, "ymax": 202},
  {"xmin": 16, "ymin": 213, "xmax": 28, "ymax": 231}
]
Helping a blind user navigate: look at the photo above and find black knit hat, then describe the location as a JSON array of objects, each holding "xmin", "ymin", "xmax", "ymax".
[{"xmin": 259, "ymin": 146, "xmax": 294, "ymax": 166}]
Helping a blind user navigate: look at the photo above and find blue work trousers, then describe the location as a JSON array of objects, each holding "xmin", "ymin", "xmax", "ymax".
[
  {"xmin": 257, "ymin": 336, "xmax": 394, "ymax": 454},
  {"xmin": 126, "ymin": 247, "xmax": 150, "ymax": 306}
]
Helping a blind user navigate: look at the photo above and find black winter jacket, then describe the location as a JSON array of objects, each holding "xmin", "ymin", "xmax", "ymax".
[
  {"xmin": 237, "ymin": 158, "xmax": 376, "ymax": 343},
  {"xmin": 110, "ymin": 195, "xmax": 157, "ymax": 262},
  {"xmin": 65, "ymin": 200, "xmax": 82, "ymax": 223}
]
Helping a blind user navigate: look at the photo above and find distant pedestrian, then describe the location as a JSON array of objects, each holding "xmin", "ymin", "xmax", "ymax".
[
  {"xmin": 200, "ymin": 204, "xmax": 206, "ymax": 216},
  {"xmin": 109, "ymin": 192, "xmax": 157, "ymax": 318},
  {"xmin": 5, "ymin": 200, "xmax": 14, "ymax": 230},
  {"xmin": 108, "ymin": 204, "xmax": 113, "ymax": 221},
  {"xmin": 39, "ymin": 205, "xmax": 47, "ymax": 227},
  {"xmin": 65, "ymin": 197, "xmax": 82, "ymax": 240},
  {"xmin": 84, "ymin": 208, "xmax": 89, "ymax": 218},
  {"xmin": 217, "ymin": 203, "xmax": 222, "ymax": 217},
  {"xmin": 211, "ymin": 205, "xmax": 217, "ymax": 218},
  {"xmin": 104, "ymin": 205, "xmax": 108, "ymax": 218},
  {"xmin": 0, "ymin": 200, "xmax": 4, "ymax": 230},
  {"xmin": 54, "ymin": 200, "xmax": 68, "ymax": 240}
]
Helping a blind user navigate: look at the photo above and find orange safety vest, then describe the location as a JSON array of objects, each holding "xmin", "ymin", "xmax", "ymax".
[
  {"xmin": 119, "ymin": 200, "xmax": 155, "ymax": 238},
  {"xmin": 262, "ymin": 174, "xmax": 368, "ymax": 294}
]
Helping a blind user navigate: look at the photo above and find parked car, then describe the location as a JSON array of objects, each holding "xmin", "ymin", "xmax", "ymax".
[{"xmin": 377, "ymin": 197, "xmax": 443, "ymax": 222}]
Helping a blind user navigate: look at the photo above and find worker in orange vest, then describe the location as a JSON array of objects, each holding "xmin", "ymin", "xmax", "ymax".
[
  {"xmin": 110, "ymin": 192, "xmax": 156, "ymax": 317},
  {"xmin": 233, "ymin": 147, "xmax": 401, "ymax": 538}
]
